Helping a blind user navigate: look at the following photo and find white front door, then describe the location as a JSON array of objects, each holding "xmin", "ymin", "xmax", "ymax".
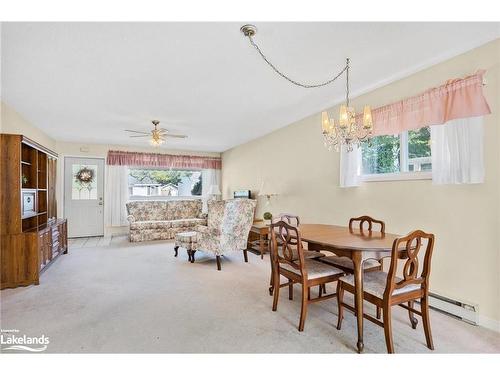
[{"xmin": 64, "ymin": 157, "xmax": 104, "ymax": 237}]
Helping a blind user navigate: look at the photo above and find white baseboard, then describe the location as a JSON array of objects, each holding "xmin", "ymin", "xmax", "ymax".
[{"xmin": 478, "ymin": 315, "xmax": 500, "ymax": 332}]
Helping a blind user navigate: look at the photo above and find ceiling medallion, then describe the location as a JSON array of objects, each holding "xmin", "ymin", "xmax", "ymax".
[{"xmin": 241, "ymin": 24, "xmax": 373, "ymax": 152}]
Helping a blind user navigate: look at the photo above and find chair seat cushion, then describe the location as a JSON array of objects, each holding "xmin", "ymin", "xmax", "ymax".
[
  {"xmin": 280, "ymin": 259, "xmax": 344, "ymax": 280},
  {"xmin": 321, "ymin": 256, "xmax": 380, "ymax": 270},
  {"xmin": 340, "ymin": 271, "xmax": 420, "ymax": 299},
  {"xmin": 304, "ymin": 250, "xmax": 325, "ymax": 259},
  {"xmin": 130, "ymin": 220, "xmax": 172, "ymax": 230}
]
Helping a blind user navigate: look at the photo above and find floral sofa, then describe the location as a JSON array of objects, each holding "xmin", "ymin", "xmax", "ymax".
[{"xmin": 126, "ymin": 200, "xmax": 207, "ymax": 242}]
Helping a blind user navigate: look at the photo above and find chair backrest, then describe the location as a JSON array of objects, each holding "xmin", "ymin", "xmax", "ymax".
[
  {"xmin": 384, "ymin": 230, "xmax": 435, "ymax": 298},
  {"xmin": 349, "ymin": 215, "xmax": 385, "ymax": 233},
  {"xmin": 220, "ymin": 199, "xmax": 257, "ymax": 239},
  {"xmin": 207, "ymin": 200, "xmax": 226, "ymax": 230},
  {"xmin": 269, "ymin": 220, "xmax": 307, "ymax": 277}
]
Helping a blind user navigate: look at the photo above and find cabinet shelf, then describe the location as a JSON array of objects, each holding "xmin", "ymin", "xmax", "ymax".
[
  {"xmin": 21, "ymin": 161, "xmax": 32, "ymax": 166},
  {"xmin": 22, "ymin": 212, "xmax": 38, "ymax": 220}
]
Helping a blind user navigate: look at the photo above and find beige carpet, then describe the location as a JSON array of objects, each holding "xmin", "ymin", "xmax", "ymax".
[{"xmin": 1, "ymin": 236, "xmax": 499, "ymax": 353}]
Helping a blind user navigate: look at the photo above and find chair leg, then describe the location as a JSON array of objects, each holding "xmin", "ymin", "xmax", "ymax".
[
  {"xmin": 421, "ymin": 295, "xmax": 434, "ymax": 350},
  {"xmin": 174, "ymin": 246, "xmax": 179, "ymax": 257},
  {"xmin": 307, "ymin": 287, "xmax": 311, "ymax": 301},
  {"xmin": 376, "ymin": 306, "xmax": 381, "ymax": 320},
  {"xmin": 272, "ymin": 272, "xmax": 280, "ymax": 311},
  {"xmin": 216, "ymin": 255, "xmax": 221, "ymax": 271},
  {"xmin": 322, "ymin": 284, "xmax": 327, "ymax": 294},
  {"xmin": 299, "ymin": 283, "xmax": 308, "ymax": 332},
  {"xmin": 336, "ymin": 281, "xmax": 344, "ymax": 330},
  {"xmin": 382, "ymin": 304, "xmax": 395, "ymax": 354},
  {"xmin": 269, "ymin": 271, "xmax": 274, "ymax": 296},
  {"xmin": 318, "ymin": 285, "xmax": 323, "ymax": 298},
  {"xmin": 243, "ymin": 249, "xmax": 248, "ymax": 263},
  {"xmin": 288, "ymin": 279, "xmax": 293, "ymax": 300},
  {"xmin": 408, "ymin": 300, "xmax": 418, "ymax": 329}
]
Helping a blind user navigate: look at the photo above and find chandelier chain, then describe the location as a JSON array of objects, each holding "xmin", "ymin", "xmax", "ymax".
[{"xmin": 247, "ymin": 36, "xmax": 348, "ymax": 89}]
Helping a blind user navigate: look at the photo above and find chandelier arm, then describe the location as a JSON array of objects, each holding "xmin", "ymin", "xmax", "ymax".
[{"xmin": 247, "ymin": 36, "xmax": 348, "ymax": 89}]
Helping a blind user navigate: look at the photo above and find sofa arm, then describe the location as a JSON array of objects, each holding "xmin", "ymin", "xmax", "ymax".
[
  {"xmin": 126, "ymin": 215, "xmax": 136, "ymax": 223},
  {"xmin": 198, "ymin": 212, "xmax": 208, "ymax": 220}
]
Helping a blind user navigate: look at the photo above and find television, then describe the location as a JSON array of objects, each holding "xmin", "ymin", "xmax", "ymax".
[
  {"xmin": 21, "ymin": 189, "xmax": 37, "ymax": 218},
  {"xmin": 233, "ymin": 190, "xmax": 251, "ymax": 199}
]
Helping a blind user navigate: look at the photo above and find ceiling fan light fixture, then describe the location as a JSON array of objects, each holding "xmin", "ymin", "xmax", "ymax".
[{"xmin": 125, "ymin": 120, "xmax": 187, "ymax": 147}]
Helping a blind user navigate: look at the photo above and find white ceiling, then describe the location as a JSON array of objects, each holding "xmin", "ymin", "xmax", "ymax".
[{"xmin": 2, "ymin": 22, "xmax": 499, "ymax": 152}]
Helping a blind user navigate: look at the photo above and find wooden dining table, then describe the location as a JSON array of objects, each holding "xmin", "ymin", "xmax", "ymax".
[{"xmin": 299, "ymin": 223, "xmax": 400, "ymax": 353}]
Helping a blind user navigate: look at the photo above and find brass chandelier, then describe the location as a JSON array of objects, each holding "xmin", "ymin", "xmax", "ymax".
[{"xmin": 240, "ymin": 24, "xmax": 373, "ymax": 152}]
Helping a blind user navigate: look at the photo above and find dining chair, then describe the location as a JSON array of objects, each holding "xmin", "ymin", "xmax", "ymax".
[
  {"xmin": 319, "ymin": 215, "xmax": 385, "ymax": 317},
  {"xmin": 268, "ymin": 213, "xmax": 326, "ymax": 296},
  {"xmin": 270, "ymin": 220, "xmax": 344, "ymax": 331},
  {"xmin": 336, "ymin": 229, "xmax": 435, "ymax": 353}
]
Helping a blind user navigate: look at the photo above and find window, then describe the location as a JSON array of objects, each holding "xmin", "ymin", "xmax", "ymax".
[
  {"xmin": 361, "ymin": 127, "xmax": 431, "ymax": 181},
  {"xmin": 128, "ymin": 168, "xmax": 202, "ymax": 198},
  {"xmin": 72, "ymin": 164, "xmax": 98, "ymax": 200}
]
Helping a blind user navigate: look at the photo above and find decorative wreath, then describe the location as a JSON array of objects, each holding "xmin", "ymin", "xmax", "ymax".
[{"xmin": 75, "ymin": 167, "xmax": 94, "ymax": 185}]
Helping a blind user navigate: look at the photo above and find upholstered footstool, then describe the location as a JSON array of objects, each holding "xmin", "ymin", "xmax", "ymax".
[{"xmin": 174, "ymin": 231, "xmax": 198, "ymax": 263}]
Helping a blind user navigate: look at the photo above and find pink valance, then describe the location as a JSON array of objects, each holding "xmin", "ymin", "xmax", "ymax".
[
  {"xmin": 107, "ymin": 150, "xmax": 221, "ymax": 170},
  {"xmin": 370, "ymin": 70, "xmax": 491, "ymax": 136}
]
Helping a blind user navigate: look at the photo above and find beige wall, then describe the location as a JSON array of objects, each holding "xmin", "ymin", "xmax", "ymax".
[
  {"xmin": 222, "ymin": 39, "xmax": 500, "ymax": 329},
  {"xmin": 1, "ymin": 101, "xmax": 57, "ymax": 150}
]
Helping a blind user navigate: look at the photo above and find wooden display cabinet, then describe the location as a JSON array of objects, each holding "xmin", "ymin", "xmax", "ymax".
[{"xmin": 0, "ymin": 134, "xmax": 68, "ymax": 289}]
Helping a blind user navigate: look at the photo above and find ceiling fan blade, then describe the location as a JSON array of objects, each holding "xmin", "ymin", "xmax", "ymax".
[
  {"xmin": 125, "ymin": 129, "xmax": 150, "ymax": 134},
  {"xmin": 129, "ymin": 135, "xmax": 150, "ymax": 138},
  {"xmin": 165, "ymin": 134, "xmax": 188, "ymax": 139}
]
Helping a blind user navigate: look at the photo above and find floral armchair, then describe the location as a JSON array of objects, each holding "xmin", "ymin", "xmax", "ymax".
[{"xmin": 195, "ymin": 199, "xmax": 256, "ymax": 270}]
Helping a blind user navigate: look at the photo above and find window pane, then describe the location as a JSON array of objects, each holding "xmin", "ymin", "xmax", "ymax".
[
  {"xmin": 362, "ymin": 135, "xmax": 400, "ymax": 174},
  {"xmin": 128, "ymin": 168, "xmax": 202, "ymax": 197},
  {"xmin": 408, "ymin": 127, "xmax": 432, "ymax": 172},
  {"xmin": 72, "ymin": 164, "xmax": 98, "ymax": 200}
]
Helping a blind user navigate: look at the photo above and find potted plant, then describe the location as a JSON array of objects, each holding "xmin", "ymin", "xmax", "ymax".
[{"xmin": 263, "ymin": 211, "xmax": 272, "ymax": 224}]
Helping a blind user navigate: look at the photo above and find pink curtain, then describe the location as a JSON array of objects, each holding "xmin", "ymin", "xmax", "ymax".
[
  {"xmin": 107, "ymin": 150, "xmax": 222, "ymax": 170},
  {"xmin": 370, "ymin": 70, "xmax": 491, "ymax": 136}
]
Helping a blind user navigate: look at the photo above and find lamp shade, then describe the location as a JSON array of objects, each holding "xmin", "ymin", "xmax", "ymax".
[
  {"xmin": 208, "ymin": 184, "xmax": 222, "ymax": 195},
  {"xmin": 258, "ymin": 181, "xmax": 276, "ymax": 197}
]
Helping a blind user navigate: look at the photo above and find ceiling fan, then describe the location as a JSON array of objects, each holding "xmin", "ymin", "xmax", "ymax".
[{"xmin": 125, "ymin": 120, "xmax": 187, "ymax": 147}]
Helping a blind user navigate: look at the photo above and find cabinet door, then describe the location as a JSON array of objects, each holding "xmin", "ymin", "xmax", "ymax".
[
  {"xmin": 38, "ymin": 232, "xmax": 45, "ymax": 269},
  {"xmin": 47, "ymin": 231, "xmax": 53, "ymax": 261},
  {"xmin": 38, "ymin": 232, "xmax": 46, "ymax": 268}
]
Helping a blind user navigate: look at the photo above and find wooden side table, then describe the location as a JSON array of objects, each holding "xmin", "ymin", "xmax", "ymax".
[{"xmin": 247, "ymin": 222, "xmax": 269, "ymax": 259}]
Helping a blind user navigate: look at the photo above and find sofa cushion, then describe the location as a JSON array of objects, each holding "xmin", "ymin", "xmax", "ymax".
[
  {"xmin": 167, "ymin": 200, "xmax": 202, "ymax": 221},
  {"xmin": 130, "ymin": 220, "xmax": 171, "ymax": 230},
  {"xmin": 170, "ymin": 218, "xmax": 207, "ymax": 228},
  {"xmin": 126, "ymin": 201, "xmax": 170, "ymax": 221}
]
